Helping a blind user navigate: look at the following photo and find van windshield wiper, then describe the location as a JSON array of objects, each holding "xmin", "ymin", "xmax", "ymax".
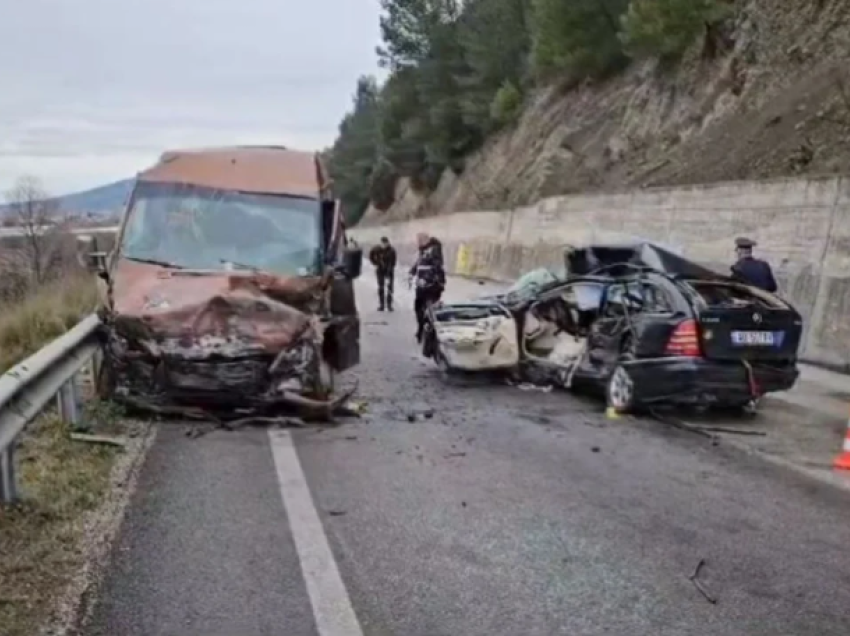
[
  {"xmin": 219, "ymin": 259, "xmax": 277, "ymax": 276},
  {"xmin": 221, "ymin": 258, "xmax": 261, "ymax": 272},
  {"xmin": 125, "ymin": 256, "xmax": 183, "ymax": 269}
]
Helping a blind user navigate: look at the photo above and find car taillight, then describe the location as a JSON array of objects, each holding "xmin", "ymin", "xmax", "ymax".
[{"xmin": 665, "ymin": 319, "xmax": 701, "ymax": 357}]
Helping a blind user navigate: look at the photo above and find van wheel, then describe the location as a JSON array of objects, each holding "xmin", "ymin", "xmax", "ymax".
[
  {"xmin": 317, "ymin": 360, "xmax": 335, "ymax": 399},
  {"xmin": 95, "ymin": 357, "xmax": 116, "ymax": 400}
]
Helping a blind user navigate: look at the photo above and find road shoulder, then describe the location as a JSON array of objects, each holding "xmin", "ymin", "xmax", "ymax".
[{"xmin": 0, "ymin": 413, "xmax": 154, "ymax": 636}]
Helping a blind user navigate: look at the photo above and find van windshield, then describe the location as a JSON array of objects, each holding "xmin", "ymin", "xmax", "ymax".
[{"xmin": 120, "ymin": 181, "xmax": 321, "ymax": 275}]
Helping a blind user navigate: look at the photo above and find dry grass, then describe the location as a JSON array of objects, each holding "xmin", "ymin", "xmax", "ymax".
[
  {"xmin": 0, "ymin": 274, "xmax": 99, "ymax": 373},
  {"xmin": 0, "ymin": 414, "xmax": 120, "ymax": 636}
]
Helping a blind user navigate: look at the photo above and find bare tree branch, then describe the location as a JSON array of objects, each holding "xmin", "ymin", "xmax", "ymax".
[{"xmin": 4, "ymin": 175, "xmax": 68, "ymax": 286}]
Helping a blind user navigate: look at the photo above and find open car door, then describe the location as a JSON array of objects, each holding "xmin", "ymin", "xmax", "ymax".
[
  {"xmin": 426, "ymin": 303, "xmax": 520, "ymax": 372},
  {"xmin": 325, "ymin": 200, "xmax": 360, "ymax": 371}
]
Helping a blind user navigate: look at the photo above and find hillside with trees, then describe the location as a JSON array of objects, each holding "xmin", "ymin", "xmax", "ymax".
[{"xmin": 327, "ymin": 0, "xmax": 850, "ymax": 225}]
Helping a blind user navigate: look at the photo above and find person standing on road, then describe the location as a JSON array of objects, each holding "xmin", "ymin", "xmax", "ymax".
[
  {"xmin": 410, "ymin": 232, "xmax": 445, "ymax": 342},
  {"xmin": 369, "ymin": 236, "xmax": 397, "ymax": 311},
  {"xmin": 731, "ymin": 237, "xmax": 778, "ymax": 293}
]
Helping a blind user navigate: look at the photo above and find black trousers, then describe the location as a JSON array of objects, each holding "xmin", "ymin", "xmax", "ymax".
[
  {"xmin": 377, "ymin": 270, "xmax": 394, "ymax": 308},
  {"xmin": 414, "ymin": 286, "xmax": 443, "ymax": 338}
]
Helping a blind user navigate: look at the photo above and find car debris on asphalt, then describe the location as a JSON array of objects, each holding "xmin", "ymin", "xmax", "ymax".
[{"xmin": 689, "ymin": 559, "xmax": 718, "ymax": 604}]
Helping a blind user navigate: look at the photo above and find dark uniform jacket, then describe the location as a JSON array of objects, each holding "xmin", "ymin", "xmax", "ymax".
[
  {"xmin": 369, "ymin": 244, "xmax": 397, "ymax": 275},
  {"xmin": 731, "ymin": 256, "xmax": 778, "ymax": 293},
  {"xmin": 410, "ymin": 238, "xmax": 445, "ymax": 291}
]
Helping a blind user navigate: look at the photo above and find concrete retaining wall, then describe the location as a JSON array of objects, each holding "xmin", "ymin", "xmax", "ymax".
[{"xmin": 351, "ymin": 175, "xmax": 850, "ymax": 370}]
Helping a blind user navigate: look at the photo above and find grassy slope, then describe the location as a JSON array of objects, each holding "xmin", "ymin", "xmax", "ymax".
[{"xmin": 0, "ymin": 276, "xmax": 99, "ymax": 373}]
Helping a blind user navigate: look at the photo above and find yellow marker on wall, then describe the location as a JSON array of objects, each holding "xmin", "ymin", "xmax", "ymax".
[{"xmin": 456, "ymin": 243, "xmax": 470, "ymax": 276}]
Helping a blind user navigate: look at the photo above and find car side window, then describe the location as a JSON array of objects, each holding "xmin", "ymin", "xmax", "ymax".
[
  {"xmin": 640, "ymin": 282, "xmax": 673, "ymax": 313},
  {"xmin": 602, "ymin": 283, "xmax": 632, "ymax": 318},
  {"xmin": 604, "ymin": 280, "xmax": 672, "ymax": 316}
]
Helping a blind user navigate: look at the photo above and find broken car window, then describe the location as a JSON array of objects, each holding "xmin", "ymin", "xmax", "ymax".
[
  {"xmin": 503, "ymin": 268, "xmax": 561, "ymax": 302},
  {"xmin": 638, "ymin": 282, "xmax": 673, "ymax": 313},
  {"xmin": 687, "ymin": 281, "xmax": 786, "ymax": 309},
  {"xmin": 605, "ymin": 280, "xmax": 672, "ymax": 314},
  {"xmin": 121, "ymin": 181, "xmax": 321, "ymax": 275}
]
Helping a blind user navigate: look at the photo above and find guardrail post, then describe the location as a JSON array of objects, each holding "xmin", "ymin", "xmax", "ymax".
[
  {"xmin": 0, "ymin": 441, "xmax": 17, "ymax": 504},
  {"xmin": 57, "ymin": 374, "xmax": 85, "ymax": 432}
]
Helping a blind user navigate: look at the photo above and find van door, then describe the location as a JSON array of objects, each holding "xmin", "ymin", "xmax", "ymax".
[{"xmin": 325, "ymin": 201, "xmax": 360, "ymax": 371}]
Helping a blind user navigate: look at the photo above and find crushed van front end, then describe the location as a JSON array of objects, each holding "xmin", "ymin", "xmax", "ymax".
[{"xmin": 98, "ymin": 261, "xmax": 345, "ymax": 417}]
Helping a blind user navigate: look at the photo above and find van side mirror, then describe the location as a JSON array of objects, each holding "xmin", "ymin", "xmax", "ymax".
[
  {"xmin": 340, "ymin": 246, "xmax": 362, "ymax": 279},
  {"xmin": 76, "ymin": 235, "xmax": 108, "ymax": 272}
]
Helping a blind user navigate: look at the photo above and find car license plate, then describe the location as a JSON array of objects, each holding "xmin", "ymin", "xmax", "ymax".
[{"xmin": 731, "ymin": 330, "xmax": 777, "ymax": 346}]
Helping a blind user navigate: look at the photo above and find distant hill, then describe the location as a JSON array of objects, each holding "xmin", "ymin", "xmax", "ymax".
[
  {"xmin": 0, "ymin": 178, "xmax": 134, "ymax": 217},
  {"xmin": 51, "ymin": 179, "xmax": 135, "ymax": 214}
]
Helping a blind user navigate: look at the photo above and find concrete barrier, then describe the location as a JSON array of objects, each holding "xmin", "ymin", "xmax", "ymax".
[{"xmin": 351, "ymin": 175, "xmax": 850, "ymax": 371}]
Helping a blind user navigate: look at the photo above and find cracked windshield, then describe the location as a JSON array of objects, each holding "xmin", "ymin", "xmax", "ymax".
[
  {"xmin": 3, "ymin": 0, "xmax": 850, "ymax": 635},
  {"xmin": 121, "ymin": 182, "xmax": 321, "ymax": 274}
]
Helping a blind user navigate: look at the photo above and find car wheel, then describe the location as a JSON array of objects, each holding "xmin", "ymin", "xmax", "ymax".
[
  {"xmin": 718, "ymin": 398, "xmax": 760, "ymax": 417},
  {"xmin": 434, "ymin": 345, "xmax": 460, "ymax": 378},
  {"xmin": 606, "ymin": 364, "xmax": 636, "ymax": 413}
]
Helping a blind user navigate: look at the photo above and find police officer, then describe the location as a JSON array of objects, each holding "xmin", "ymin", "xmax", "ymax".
[
  {"xmin": 369, "ymin": 236, "xmax": 397, "ymax": 311},
  {"xmin": 731, "ymin": 237, "xmax": 778, "ymax": 293},
  {"xmin": 410, "ymin": 232, "xmax": 445, "ymax": 342}
]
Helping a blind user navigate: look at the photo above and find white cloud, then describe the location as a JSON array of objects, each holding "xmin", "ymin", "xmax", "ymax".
[{"xmin": 0, "ymin": 0, "xmax": 385, "ymax": 194}]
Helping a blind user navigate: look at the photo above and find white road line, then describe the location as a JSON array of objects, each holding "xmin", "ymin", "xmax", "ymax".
[{"xmin": 268, "ymin": 429, "xmax": 364, "ymax": 636}]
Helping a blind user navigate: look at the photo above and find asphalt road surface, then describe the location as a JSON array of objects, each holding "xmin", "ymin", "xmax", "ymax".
[{"xmin": 85, "ymin": 270, "xmax": 850, "ymax": 636}]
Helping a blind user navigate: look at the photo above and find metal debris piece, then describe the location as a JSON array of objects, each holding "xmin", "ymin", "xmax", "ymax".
[
  {"xmin": 69, "ymin": 433, "xmax": 127, "ymax": 448},
  {"xmin": 689, "ymin": 559, "xmax": 718, "ymax": 604},
  {"xmin": 337, "ymin": 400, "xmax": 367, "ymax": 417},
  {"xmin": 517, "ymin": 383, "xmax": 553, "ymax": 392},
  {"xmin": 696, "ymin": 426, "xmax": 766, "ymax": 436},
  {"xmin": 650, "ymin": 409, "xmax": 717, "ymax": 440}
]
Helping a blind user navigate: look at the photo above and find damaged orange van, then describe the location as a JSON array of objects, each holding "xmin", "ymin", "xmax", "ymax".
[{"xmin": 89, "ymin": 145, "xmax": 363, "ymax": 417}]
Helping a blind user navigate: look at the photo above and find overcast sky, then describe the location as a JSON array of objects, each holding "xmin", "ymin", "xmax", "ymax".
[{"xmin": 0, "ymin": 0, "xmax": 383, "ymax": 195}]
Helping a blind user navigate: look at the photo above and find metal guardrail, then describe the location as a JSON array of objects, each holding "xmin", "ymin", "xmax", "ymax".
[{"xmin": 0, "ymin": 314, "xmax": 101, "ymax": 504}]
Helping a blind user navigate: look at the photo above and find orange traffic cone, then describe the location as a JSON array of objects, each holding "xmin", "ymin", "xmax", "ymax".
[{"xmin": 833, "ymin": 413, "xmax": 850, "ymax": 471}]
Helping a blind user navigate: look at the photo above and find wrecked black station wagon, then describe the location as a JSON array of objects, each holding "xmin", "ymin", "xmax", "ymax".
[{"xmin": 422, "ymin": 242, "xmax": 802, "ymax": 413}]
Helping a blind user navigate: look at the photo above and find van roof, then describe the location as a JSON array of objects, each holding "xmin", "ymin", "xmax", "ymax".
[{"xmin": 137, "ymin": 145, "xmax": 328, "ymax": 198}]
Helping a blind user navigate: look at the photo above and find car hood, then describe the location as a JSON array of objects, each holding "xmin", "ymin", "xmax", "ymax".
[{"xmin": 106, "ymin": 258, "xmax": 327, "ymax": 356}]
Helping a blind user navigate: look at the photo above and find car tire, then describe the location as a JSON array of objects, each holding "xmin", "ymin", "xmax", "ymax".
[
  {"xmin": 434, "ymin": 346, "xmax": 460, "ymax": 378},
  {"xmin": 718, "ymin": 398, "xmax": 760, "ymax": 417},
  {"xmin": 607, "ymin": 335, "xmax": 641, "ymax": 413},
  {"xmin": 606, "ymin": 363, "xmax": 638, "ymax": 414}
]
